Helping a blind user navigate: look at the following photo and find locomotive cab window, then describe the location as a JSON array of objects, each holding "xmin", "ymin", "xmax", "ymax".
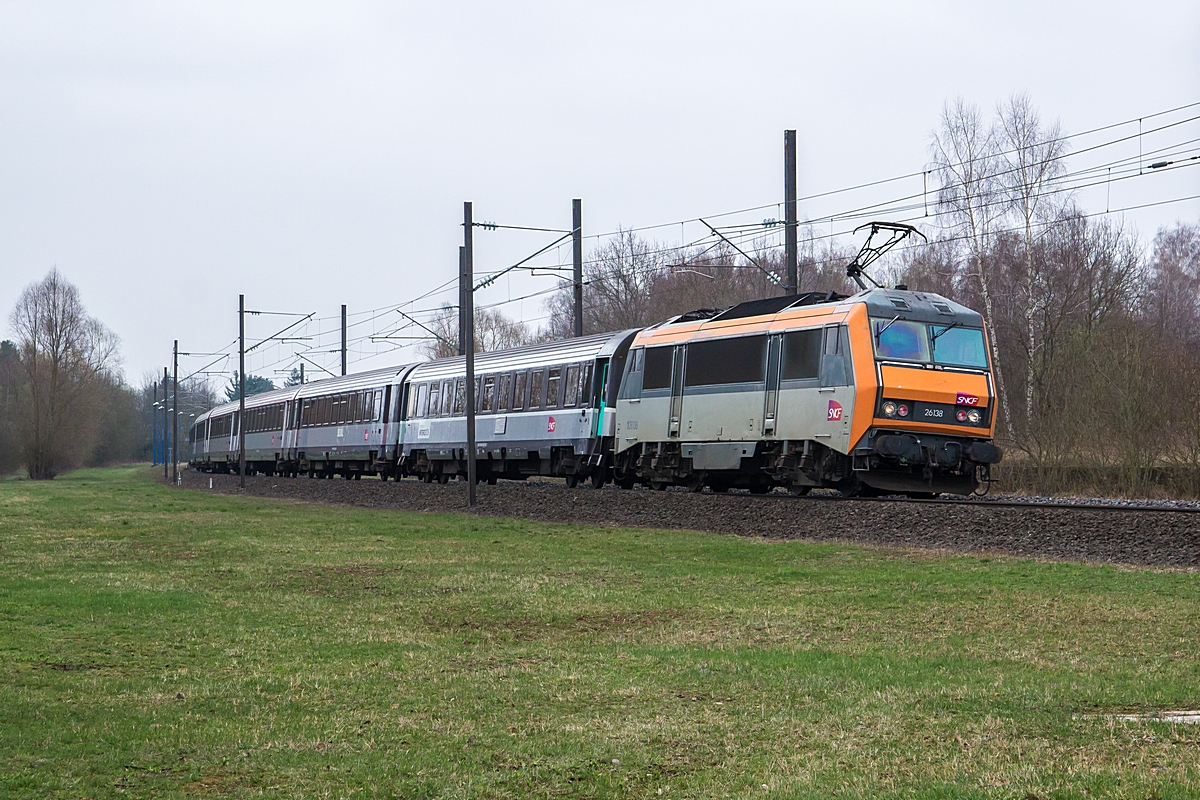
[
  {"xmin": 873, "ymin": 318, "xmax": 930, "ymax": 362},
  {"xmin": 932, "ymin": 326, "xmax": 988, "ymax": 368}
]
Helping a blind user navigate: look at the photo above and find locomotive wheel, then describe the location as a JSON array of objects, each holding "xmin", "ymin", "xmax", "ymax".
[
  {"xmin": 617, "ymin": 474, "xmax": 636, "ymax": 490},
  {"xmin": 378, "ymin": 471, "xmax": 388, "ymax": 482},
  {"xmin": 787, "ymin": 483, "xmax": 811, "ymax": 496},
  {"xmin": 685, "ymin": 474, "xmax": 705, "ymax": 493},
  {"xmin": 352, "ymin": 473, "xmax": 361, "ymax": 480},
  {"xmin": 437, "ymin": 472, "xmax": 450, "ymax": 484},
  {"xmin": 487, "ymin": 475, "xmax": 498, "ymax": 486},
  {"xmin": 421, "ymin": 471, "xmax": 433, "ymax": 484},
  {"xmin": 590, "ymin": 470, "xmax": 607, "ymax": 489},
  {"xmin": 748, "ymin": 481, "xmax": 771, "ymax": 495},
  {"xmin": 650, "ymin": 480, "xmax": 667, "ymax": 491}
]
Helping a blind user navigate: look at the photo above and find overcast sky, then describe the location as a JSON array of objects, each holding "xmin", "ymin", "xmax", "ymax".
[{"xmin": 2, "ymin": 1, "xmax": 1198, "ymax": 386}]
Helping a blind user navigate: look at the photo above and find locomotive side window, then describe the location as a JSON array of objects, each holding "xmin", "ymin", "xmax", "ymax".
[
  {"xmin": 824, "ymin": 326, "xmax": 839, "ymax": 355},
  {"xmin": 781, "ymin": 329, "xmax": 823, "ymax": 380},
  {"xmin": 546, "ymin": 367, "xmax": 563, "ymax": 408},
  {"xmin": 529, "ymin": 370, "xmax": 545, "ymax": 409},
  {"xmin": 643, "ymin": 346, "xmax": 673, "ymax": 391},
  {"xmin": 685, "ymin": 336, "xmax": 767, "ymax": 386},
  {"xmin": 512, "ymin": 371, "xmax": 527, "ymax": 410},
  {"xmin": 564, "ymin": 365, "xmax": 580, "ymax": 406}
]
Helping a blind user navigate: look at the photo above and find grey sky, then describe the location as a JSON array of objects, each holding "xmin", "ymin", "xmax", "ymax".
[{"xmin": 2, "ymin": 1, "xmax": 1197, "ymax": 387}]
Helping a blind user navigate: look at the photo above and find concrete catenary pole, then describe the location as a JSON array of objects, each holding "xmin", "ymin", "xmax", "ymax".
[
  {"xmin": 573, "ymin": 198, "xmax": 583, "ymax": 337},
  {"xmin": 463, "ymin": 202, "xmax": 477, "ymax": 507},
  {"xmin": 785, "ymin": 129, "xmax": 798, "ymax": 294},
  {"xmin": 341, "ymin": 304, "xmax": 347, "ymax": 376},
  {"xmin": 172, "ymin": 340, "xmax": 179, "ymax": 484},
  {"xmin": 239, "ymin": 294, "xmax": 246, "ymax": 489},
  {"xmin": 163, "ymin": 367, "xmax": 170, "ymax": 482}
]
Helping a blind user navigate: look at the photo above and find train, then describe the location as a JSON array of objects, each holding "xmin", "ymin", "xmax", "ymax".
[{"xmin": 189, "ymin": 285, "xmax": 1002, "ymax": 496}]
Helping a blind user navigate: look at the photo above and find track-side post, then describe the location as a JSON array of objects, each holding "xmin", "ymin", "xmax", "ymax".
[
  {"xmin": 239, "ymin": 294, "xmax": 246, "ymax": 489},
  {"xmin": 785, "ymin": 129, "xmax": 798, "ymax": 293},
  {"xmin": 463, "ymin": 202, "xmax": 477, "ymax": 507},
  {"xmin": 573, "ymin": 198, "xmax": 583, "ymax": 337},
  {"xmin": 172, "ymin": 340, "xmax": 179, "ymax": 485}
]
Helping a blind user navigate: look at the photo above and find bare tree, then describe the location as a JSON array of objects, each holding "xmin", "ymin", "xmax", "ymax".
[
  {"xmin": 1144, "ymin": 220, "xmax": 1200, "ymax": 342},
  {"xmin": 997, "ymin": 93, "xmax": 1068, "ymax": 424},
  {"xmin": 931, "ymin": 98, "xmax": 1015, "ymax": 439},
  {"xmin": 420, "ymin": 305, "xmax": 543, "ymax": 360},
  {"xmin": 546, "ymin": 228, "xmax": 664, "ymax": 337},
  {"xmin": 8, "ymin": 269, "xmax": 119, "ymax": 479}
]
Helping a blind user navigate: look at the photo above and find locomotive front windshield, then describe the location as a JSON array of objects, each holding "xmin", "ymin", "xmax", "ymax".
[{"xmin": 872, "ymin": 318, "xmax": 988, "ymax": 369}]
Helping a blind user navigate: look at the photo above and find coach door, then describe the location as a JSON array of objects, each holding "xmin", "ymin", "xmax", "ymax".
[{"xmin": 668, "ymin": 346, "xmax": 685, "ymax": 438}]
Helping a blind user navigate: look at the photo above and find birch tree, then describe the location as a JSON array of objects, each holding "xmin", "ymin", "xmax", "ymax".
[
  {"xmin": 931, "ymin": 98, "xmax": 1015, "ymax": 439},
  {"xmin": 997, "ymin": 93, "xmax": 1068, "ymax": 425}
]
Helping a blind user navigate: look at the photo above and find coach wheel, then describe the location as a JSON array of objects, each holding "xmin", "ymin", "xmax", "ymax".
[
  {"xmin": 378, "ymin": 471, "xmax": 389, "ymax": 482},
  {"xmin": 748, "ymin": 481, "xmax": 771, "ymax": 495},
  {"xmin": 686, "ymin": 473, "xmax": 705, "ymax": 493},
  {"xmin": 590, "ymin": 470, "xmax": 607, "ymax": 490},
  {"xmin": 437, "ymin": 472, "xmax": 450, "ymax": 484},
  {"xmin": 352, "ymin": 472, "xmax": 361, "ymax": 481},
  {"xmin": 420, "ymin": 470, "xmax": 433, "ymax": 484},
  {"xmin": 650, "ymin": 480, "xmax": 667, "ymax": 491},
  {"xmin": 787, "ymin": 483, "xmax": 811, "ymax": 496},
  {"xmin": 487, "ymin": 474, "xmax": 498, "ymax": 485},
  {"xmin": 708, "ymin": 478, "xmax": 731, "ymax": 494},
  {"xmin": 565, "ymin": 473, "xmax": 580, "ymax": 488}
]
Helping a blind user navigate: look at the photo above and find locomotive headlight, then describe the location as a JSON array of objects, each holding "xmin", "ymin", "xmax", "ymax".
[
  {"xmin": 882, "ymin": 401, "xmax": 897, "ymax": 417},
  {"xmin": 967, "ymin": 409, "xmax": 982, "ymax": 424}
]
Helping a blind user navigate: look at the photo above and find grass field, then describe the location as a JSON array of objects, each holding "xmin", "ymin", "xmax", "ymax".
[{"xmin": 1, "ymin": 467, "xmax": 1198, "ymax": 799}]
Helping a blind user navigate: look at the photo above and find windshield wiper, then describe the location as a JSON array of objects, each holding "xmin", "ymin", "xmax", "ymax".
[
  {"xmin": 931, "ymin": 321, "xmax": 960, "ymax": 341},
  {"xmin": 875, "ymin": 315, "xmax": 900, "ymax": 342}
]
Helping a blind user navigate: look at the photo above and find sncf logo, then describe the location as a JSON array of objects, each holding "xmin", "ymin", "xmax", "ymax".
[
  {"xmin": 547, "ymin": 416, "xmax": 557, "ymax": 433},
  {"xmin": 827, "ymin": 400, "xmax": 843, "ymax": 421},
  {"xmin": 956, "ymin": 393, "xmax": 980, "ymax": 406}
]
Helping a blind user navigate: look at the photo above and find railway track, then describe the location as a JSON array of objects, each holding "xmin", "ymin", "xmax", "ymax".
[
  {"xmin": 180, "ymin": 469, "xmax": 1200, "ymax": 568},
  {"xmin": 739, "ymin": 491, "xmax": 1200, "ymax": 514}
]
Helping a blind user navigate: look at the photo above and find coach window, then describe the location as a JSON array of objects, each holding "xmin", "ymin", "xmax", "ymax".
[
  {"xmin": 529, "ymin": 370, "xmax": 545, "ymax": 409},
  {"xmin": 497, "ymin": 373, "xmax": 513, "ymax": 411},
  {"xmin": 642, "ymin": 346, "xmax": 674, "ymax": 391},
  {"xmin": 452, "ymin": 378, "xmax": 466, "ymax": 415},
  {"xmin": 564, "ymin": 364, "xmax": 580, "ymax": 406},
  {"xmin": 782, "ymin": 329, "xmax": 822, "ymax": 380},
  {"xmin": 513, "ymin": 371, "xmax": 528, "ymax": 410},
  {"xmin": 580, "ymin": 363, "xmax": 593, "ymax": 406},
  {"xmin": 439, "ymin": 380, "xmax": 452, "ymax": 416},
  {"xmin": 415, "ymin": 383, "xmax": 429, "ymax": 418},
  {"xmin": 685, "ymin": 336, "xmax": 767, "ymax": 387},
  {"xmin": 349, "ymin": 393, "xmax": 359, "ymax": 422},
  {"xmin": 546, "ymin": 367, "xmax": 563, "ymax": 408},
  {"xmin": 481, "ymin": 376, "xmax": 496, "ymax": 413},
  {"xmin": 428, "ymin": 382, "xmax": 440, "ymax": 418}
]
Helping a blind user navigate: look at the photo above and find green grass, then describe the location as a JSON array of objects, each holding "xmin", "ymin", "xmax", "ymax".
[{"xmin": 1, "ymin": 467, "xmax": 1198, "ymax": 799}]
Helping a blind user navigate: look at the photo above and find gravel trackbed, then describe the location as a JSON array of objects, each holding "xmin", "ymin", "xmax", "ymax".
[{"xmin": 178, "ymin": 470, "xmax": 1200, "ymax": 568}]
